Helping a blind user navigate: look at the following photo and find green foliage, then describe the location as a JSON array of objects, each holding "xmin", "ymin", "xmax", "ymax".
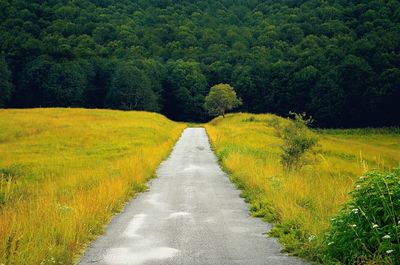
[
  {"xmin": 0, "ymin": 55, "xmax": 13, "ymax": 108},
  {"xmin": 18, "ymin": 56, "xmax": 92, "ymax": 107},
  {"xmin": 271, "ymin": 113, "xmax": 318, "ymax": 171},
  {"xmin": 106, "ymin": 63, "xmax": 158, "ymax": 111},
  {"xmin": 163, "ymin": 60, "xmax": 208, "ymax": 121},
  {"xmin": 204, "ymin": 83, "xmax": 241, "ymax": 117},
  {"xmin": 324, "ymin": 168, "xmax": 400, "ymax": 264},
  {"xmin": 0, "ymin": 0, "xmax": 399, "ymax": 125}
]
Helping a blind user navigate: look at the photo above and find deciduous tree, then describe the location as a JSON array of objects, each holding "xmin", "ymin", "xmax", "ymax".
[
  {"xmin": 106, "ymin": 63, "xmax": 158, "ymax": 111},
  {"xmin": 204, "ymin": 83, "xmax": 241, "ymax": 117}
]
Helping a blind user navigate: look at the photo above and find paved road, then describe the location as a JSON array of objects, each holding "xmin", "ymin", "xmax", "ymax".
[{"xmin": 79, "ymin": 128, "xmax": 307, "ymax": 265}]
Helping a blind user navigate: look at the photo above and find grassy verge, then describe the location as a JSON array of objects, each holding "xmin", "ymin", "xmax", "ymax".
[
  {"xmin": 0, "ymin": 108, "xmax": 185, "ymax": 265},
  {"xmin": 205, "ymin": 113, "xmax": 400, "ymax": 263}
]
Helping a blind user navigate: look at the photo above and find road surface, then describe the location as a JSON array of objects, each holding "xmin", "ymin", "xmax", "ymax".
[{"xmin": 79, "ymin": 128, "xmax": 307, "ymax": 265}]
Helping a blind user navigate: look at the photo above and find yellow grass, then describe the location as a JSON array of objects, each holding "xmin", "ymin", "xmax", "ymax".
[
  {"xmin": 0, "ymin": 108, "xmax": 185, "ymax": 264},
  {"xmin": 205, "ymin": 113, "xmax": 400, "ymax": 257}
]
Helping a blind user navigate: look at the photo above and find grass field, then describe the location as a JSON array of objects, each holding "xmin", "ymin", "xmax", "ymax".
[
  {"xmin": 205, "ymin": 113, "xmax": 400, "ymax": 262},
  {"xmin": 1, "ymin": 109, "xmax": 398, "ymax": 264},
  {"xmin": 0, "ymin": 108, "xmax": 185, "ymax": 265}
]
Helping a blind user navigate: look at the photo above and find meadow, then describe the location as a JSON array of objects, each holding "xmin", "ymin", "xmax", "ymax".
[
  {"xmin": 205, "ymin": 113, "xmax": 400, "ymax": 262},
  {"xmin": 1, "ymin": 109, "xmax": 398, "ymax": 264},
  {"xmin": 0, "ymin": 108, "xmax": 185, "ymax": 264}
]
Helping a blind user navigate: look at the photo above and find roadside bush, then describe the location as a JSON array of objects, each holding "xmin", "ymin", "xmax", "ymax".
[
  {"xmin": 324, "ymin": 168, "xmax": 400, "ymax": 264},
  {"xmin": 270, "ymin": 112, "xmax": 318, "ymax": 171}
]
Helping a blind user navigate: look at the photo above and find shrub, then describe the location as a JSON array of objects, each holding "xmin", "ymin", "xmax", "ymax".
[
  {"xmin": 0, "ymin": 165, "xmax": 25, "ymax": 182},
  {"xmin": 324, "ymin": 168, "xmax": 400, "ymax": 264},
  {"xmin": 242, "ymin": 116, "xmax": 256, "ymax": 122},
  {"xmin": 270, "ymin": 112, "xmax": 318, "ymax": 171}
]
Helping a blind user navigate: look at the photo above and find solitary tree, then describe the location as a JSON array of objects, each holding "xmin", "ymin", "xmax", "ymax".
[{"xmin": 204, "ymin": 83, "xmax": 241, "ymax": 117}]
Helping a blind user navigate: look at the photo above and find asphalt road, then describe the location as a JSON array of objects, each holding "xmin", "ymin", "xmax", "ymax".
[{"xmin": 79, "ymin": 128, "xmax": 307, "ymax": 265}]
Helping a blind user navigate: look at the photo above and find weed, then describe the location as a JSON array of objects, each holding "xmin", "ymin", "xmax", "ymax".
[
  {"xmin": 242, "ymin": 116, "xmax": 256, "ymax": 122},
  {"xmin": 0, "ymin": 165, "xmax": 25, "ymax": 182},
  {"xmin": 324, "ymin": 168, "xmax": 400, "ymax": 264}
]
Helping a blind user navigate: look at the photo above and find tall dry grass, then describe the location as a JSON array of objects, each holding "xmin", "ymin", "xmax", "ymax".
[
  {"xmin": 205, "ymin": 113, "xmax": 400, "ymax": 260},
  {"xmin": 0, "ymin": 108, "xmax": 185, "ymax": 264}
]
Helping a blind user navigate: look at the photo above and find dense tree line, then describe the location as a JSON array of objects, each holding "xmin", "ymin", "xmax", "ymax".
[{"xmin": 0, "ymin": 0, "xmax": 399, "ymax": 127}]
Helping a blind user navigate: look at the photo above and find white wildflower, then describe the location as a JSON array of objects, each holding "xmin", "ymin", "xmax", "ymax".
[
  {"xmin": 350, "ymin": 224, "xmax": 357, "ymax": 228},
  {"xmin": 382, "ymin": 235, "xmax": 391, "ymax": 240},
  {"xmin": 386, "ymin": 250, "xmax": 394, "ymax": 254},
  {"xmin": 308, "ymin": 235, "xmax": 316, "ymax": 242},
  {"xmin": 356, "ymin": 185, "xmax": 361, "ymax": 189},
  {"xmin": 372, "ymin": 224, "xmax": 379, "ymax": 228},
  {"xmin": 359, "ymin": 176, "xmax": 365, "ymax": 180},
  {"xmin": 328, "ymin": 242, "xmax": 334, "ymax": 246},
  {"xmin": 352, "ymin": 208, "xmax": 359, "ymax": 214}
]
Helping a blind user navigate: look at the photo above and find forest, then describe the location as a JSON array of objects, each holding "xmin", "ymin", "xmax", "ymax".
[{"xmin": 0, "ymin": 0, "xmax": 399, "ymax": 127}]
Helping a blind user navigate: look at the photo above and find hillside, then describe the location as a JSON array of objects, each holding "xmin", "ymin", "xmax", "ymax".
[
  {"xmin": 1, "ymin": 0, "xmax": 399, "ymax": 126},
  {"xmin": 0, "ymin": 108, "xmax": 185, "ymax": 264}
]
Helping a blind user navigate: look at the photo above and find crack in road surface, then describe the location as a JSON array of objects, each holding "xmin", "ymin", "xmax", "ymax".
[{"xmin": 79, "ymin": 128, "xmax": 307, "ymax": 265}]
